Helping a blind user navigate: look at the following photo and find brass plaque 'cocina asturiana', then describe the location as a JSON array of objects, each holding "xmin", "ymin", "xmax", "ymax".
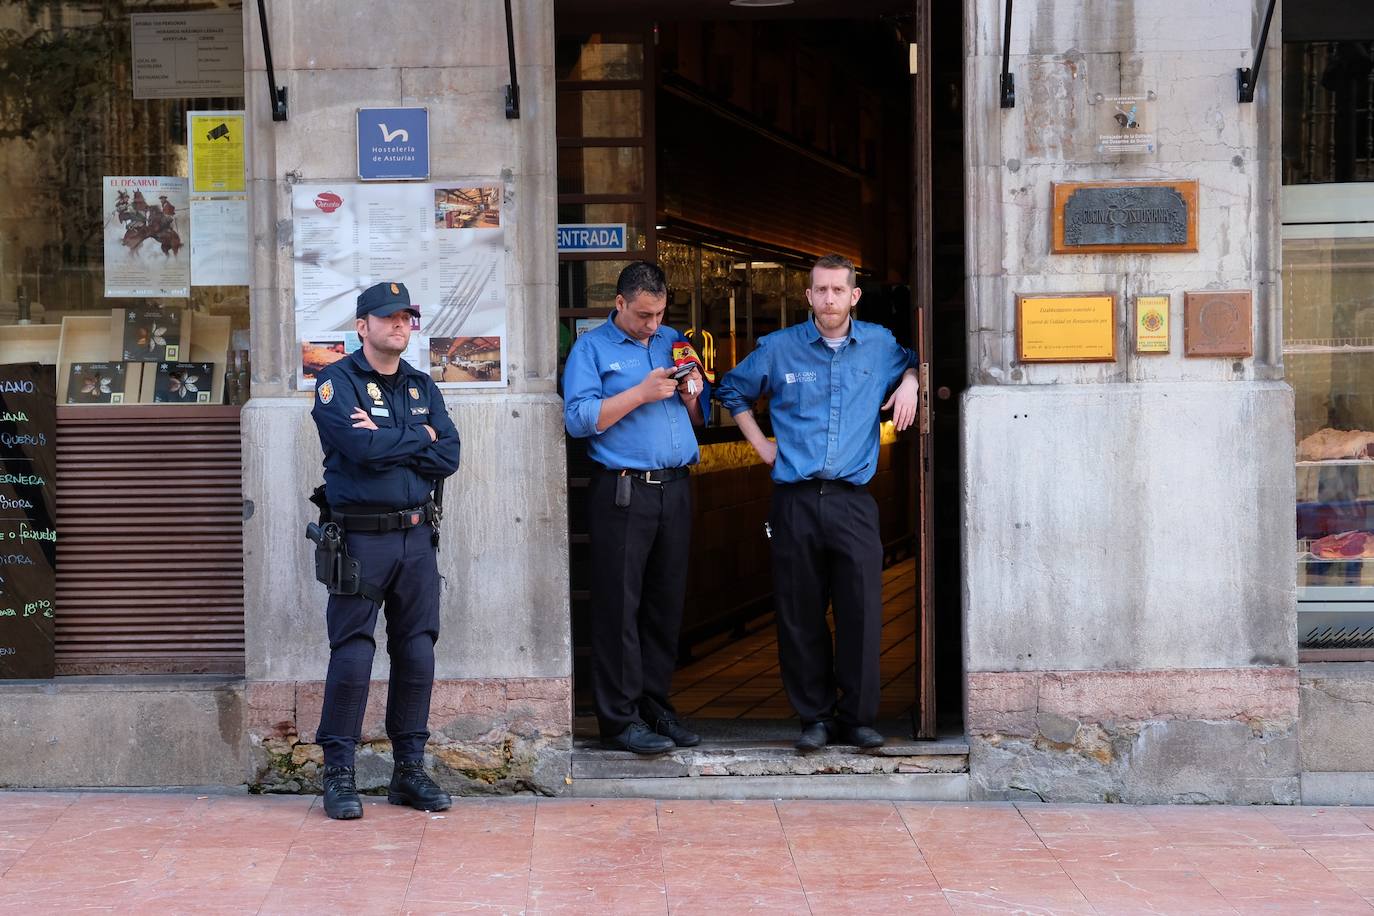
[{"xmin": 1052, "ymin": 180, "xmax": 1198, "ymax": 254}]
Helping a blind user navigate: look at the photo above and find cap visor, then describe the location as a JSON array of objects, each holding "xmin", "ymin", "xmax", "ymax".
[{"xmin": 370, "ymin": 303, "xmax": 421, "ymax": 318}]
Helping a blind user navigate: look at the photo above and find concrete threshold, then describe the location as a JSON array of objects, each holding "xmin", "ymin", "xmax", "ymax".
[{"xmin": 569, "ymin": 737, "xmax": 970, "ymax": 800}]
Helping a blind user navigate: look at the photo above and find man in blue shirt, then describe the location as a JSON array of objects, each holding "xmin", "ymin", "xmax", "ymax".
[
  {"xmin": 310, "ymin": 281, "xmax": 461, "ymax": 818},
  {"xmin": 563, "ymin": 262, "xmax": 707, "ymax": 754},
  {"xmin": 716, "ymin": 254, "xmax": 919, "ymax": 752}
]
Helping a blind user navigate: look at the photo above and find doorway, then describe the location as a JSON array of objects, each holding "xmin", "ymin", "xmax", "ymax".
[{"xmin": 555, "ymin": 0, "xmax": 966, "ymax": 743}]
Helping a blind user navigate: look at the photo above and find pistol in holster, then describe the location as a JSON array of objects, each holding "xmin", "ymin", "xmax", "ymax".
[{"xmin": 305, "ymin": 485, "xmax": 384, "ymax": 602}]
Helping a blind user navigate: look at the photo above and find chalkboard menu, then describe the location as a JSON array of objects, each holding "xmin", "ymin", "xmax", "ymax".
[{"xmin": 0, "ymin": 364, "xmax": 56, "ymax": 678}]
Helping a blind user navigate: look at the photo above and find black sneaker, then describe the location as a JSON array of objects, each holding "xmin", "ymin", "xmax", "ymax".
[
  {"xmin": 653, "ymin": 716, "xmax": 701, "ymax": 747},
  {"xmin": 795, "ymin": 721, "xmax": 830, "ymax": 752},
  {"xmin": 835, "ymin": 723, "xmax": 885, "ymax": 749},
  {"xmin": 602, "ymin": 722, "xmax": 675, "ymax": 755},
  {"xmin": 322, "ymin": 765, "xmax": 363, "ymax": 820},
  {"xmin": 389, "ymin": 760, "xmax": 453, "ymax": 812}
]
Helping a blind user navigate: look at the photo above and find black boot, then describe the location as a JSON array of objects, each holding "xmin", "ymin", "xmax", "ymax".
[
  {"xmin": 389, "ymin": 760, "xmax": 453, "ymax": 812},
  {"xmin": 322, "ymin": 765, "xmax": 363, "ymax": 820}
]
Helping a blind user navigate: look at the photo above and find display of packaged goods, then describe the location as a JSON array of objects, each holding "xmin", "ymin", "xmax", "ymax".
[
  {"xmin": 122, "ymin": 308, "xmax": 182, "ymax": 361},
  {"xmin": 151, "ymin": 361, "xmax": 215, "ymax": 403},
  {"xmin": 65, "ymin": 361, "xmax": 129, "ymax": 404}
]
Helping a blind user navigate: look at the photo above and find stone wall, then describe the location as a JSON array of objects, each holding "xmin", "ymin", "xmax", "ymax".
[
  {"xmin": 246, "ymin": 678, "xmax": 571, "ymax": 796},
  {"xmin": 1300, "ymin": 664, "xmax": 1374, "ymax": 805},
  {"xmin": 960, "ymin": 0, "xmax": 1297, "ymax": 802}
]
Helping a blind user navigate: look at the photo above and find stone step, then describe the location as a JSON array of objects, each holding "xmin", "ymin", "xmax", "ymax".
[{"xmin": 571, "ymin": 737, "xmax": 968, "ymax": 781}]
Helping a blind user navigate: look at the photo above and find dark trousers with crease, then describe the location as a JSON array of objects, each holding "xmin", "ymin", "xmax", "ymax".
[
  {"xmin": 317, "ymin": 525, "xmax": 440, "ymax": 769},
  {"xmin": 586, "ymin": 469, "xmax": 691, "ymax": 738},
  {"xmin": 769, "ymin": 480, "xmax": 883, "ymax": 728}
]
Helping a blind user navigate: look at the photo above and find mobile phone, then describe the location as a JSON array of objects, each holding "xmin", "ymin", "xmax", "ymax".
[{"xmin": 670, "ymin": 362, "xmax": 695, "ymax": 381}]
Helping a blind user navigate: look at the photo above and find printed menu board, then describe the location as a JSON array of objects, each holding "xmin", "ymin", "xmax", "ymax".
[
  {"xmin": 291, "ymin": 182, "xmax": 507, "ymax": 389},
  {"xmin": 0, "ymin": 364, "xmax": 57, "ymax": 679}
]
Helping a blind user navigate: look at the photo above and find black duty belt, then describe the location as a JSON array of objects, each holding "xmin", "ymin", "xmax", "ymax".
[
  {"xmin": 332, "ymin": 501, "xmax": 436, "ymax": 532},
  {"xmin": 781, "ymin": 478, "xmax": 866, "ymax": 493},
  {"xmin": 603, "ymin": 466, "xmax": 691, "ymax": 485}
]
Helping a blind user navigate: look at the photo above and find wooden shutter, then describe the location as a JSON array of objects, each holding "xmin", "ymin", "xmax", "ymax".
[{"xmin": 54, "ymin": 406, "xmax": 245, "ymax": 675}]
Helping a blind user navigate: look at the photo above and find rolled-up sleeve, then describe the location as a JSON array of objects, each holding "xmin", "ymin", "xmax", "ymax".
[
  {"xmin": 716, "ymin": 340, "xmax": 771, "ymax": 416},
  {"xmin": 562, "ymin": 339, "xmax": 605, "ymax": 439},
  {"xmin": 879, "ymin": 331, "xmax": 919, "ymax": 391}
]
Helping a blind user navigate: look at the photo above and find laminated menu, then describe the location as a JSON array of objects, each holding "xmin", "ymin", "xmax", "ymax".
[
  {"xmin": 152, "ymin": 361, "xmax": 214, "ymax": 403},
  {"xmin": 65, "ymin": 362, "xmax": 129, "ymax": 404},
  {"xmin": 122, "ymin": 308, "xmax": 182, "ymax": 361}
]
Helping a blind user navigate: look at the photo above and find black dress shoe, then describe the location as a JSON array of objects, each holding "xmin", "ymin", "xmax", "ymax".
[
  {"xmin": 388, "ymin": 761, "xmax": 453, "ymax": 812},
  {"xmin": 322, "ymin": 765, "xmax": 363, "ymax": 820},
  {"xmin": 795, "ymin": 721, "xmax": 830, "ymax": 752},
  {"xmin": 602, "ymin": 722, "xmax": 675, "ymax": 755},
  {"xmin": 654, "ymin": 717, "xmax": 701, "ymax": 747},
  {"xmin": 836, "ymin": 723, "xmax": 885, "ymax": 749}
]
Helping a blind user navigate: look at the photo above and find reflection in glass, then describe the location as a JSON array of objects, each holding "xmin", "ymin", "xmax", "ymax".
[
  {"xmin": 555, "ymin": 34, "xmax": 645, "ymax": 81},
  {"xmin": 557, "ymin": 147, "xmax": 645, "ymax": 195},
  {"xmin": 556, "ymin": 90, "xmax": 643, "ymax": 138}
]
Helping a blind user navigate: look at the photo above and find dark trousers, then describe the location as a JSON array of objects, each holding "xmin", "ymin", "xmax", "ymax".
[
  {"xmin": 769, "ymin": 480, "xmax": 883, "ymax": 728},
  {"xmin": 317, "ymin": 525, "xmax": 441, "ymax": 768},
  {"xmin": 586, "ymin": 470, "xmax": 691, "ymax": 737}
]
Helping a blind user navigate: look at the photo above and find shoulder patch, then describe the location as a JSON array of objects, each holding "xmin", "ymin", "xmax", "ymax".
[
  {"xmin": 318, "ymin": 379, "xmax": 334, "ymax": 404},
  {"xmin": 409, "ymin": 386, "xmax": 420, "ymax": 400}
]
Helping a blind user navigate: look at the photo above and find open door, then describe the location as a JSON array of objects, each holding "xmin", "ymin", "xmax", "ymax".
[{"xmin": 912, "ymin": 0, "xmax": 938, "ymax": 738}]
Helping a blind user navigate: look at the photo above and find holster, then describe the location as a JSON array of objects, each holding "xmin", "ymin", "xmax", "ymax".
[{"xmin": 305, "ymin": 486, "xmax": 384, "ymax": 603}]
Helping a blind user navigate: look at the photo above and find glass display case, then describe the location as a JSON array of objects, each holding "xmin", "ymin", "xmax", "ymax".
[{"xmin": 1285, "ymin": 185, "xmax": 1374, "ymax": 657}]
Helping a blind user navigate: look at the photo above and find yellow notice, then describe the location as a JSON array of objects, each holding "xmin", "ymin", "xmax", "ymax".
[
  {"xmin": 1017, "ymin": 294, "xmax": 1116, "ymax": 362},
  {"xmin": 1135, "ymin": 295, "xmax": 1170, "ymax": 353},
  {"xmin": 189, "ymin": 112, "xmax": 246, "ymax": 194}
]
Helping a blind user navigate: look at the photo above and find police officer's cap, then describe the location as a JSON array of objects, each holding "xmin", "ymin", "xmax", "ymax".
[{"xmin": 356, "ymin": 281, "xmax": 420, "ymax": 320}]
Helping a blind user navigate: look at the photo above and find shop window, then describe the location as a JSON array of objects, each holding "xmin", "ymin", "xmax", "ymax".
[{"xmin": 0, "ymin": 1, "xmax": 248, "ymax": 675}]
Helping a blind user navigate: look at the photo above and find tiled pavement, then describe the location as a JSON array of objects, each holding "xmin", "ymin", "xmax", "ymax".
[{"xmin": 5, "ymin": 793, "xmax": 1374, "ymax": 914}]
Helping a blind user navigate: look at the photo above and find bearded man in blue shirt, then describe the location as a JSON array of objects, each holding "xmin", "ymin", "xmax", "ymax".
[
  {"xmin": 716, "ymin": 254, "xmax": 919, "ymax": 753},
  {"xmin": 563, "ymin": 261, "xmax": 707, "ymax": 754}
]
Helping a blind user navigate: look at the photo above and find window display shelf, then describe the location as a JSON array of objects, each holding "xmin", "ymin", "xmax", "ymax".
[
  {"xmin": 1297, "ymin": 459, "xmax": 1374, "ymax": 467},
  {"xmin": 1285, "ymin": 337, "xmax": 1374, "ymax": 354}
]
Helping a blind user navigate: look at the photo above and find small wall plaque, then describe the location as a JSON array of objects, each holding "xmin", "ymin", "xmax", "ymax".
[
  {"xmin": 1184, "ymin": 290, "xmax": 1252, "ymax": 357},
  {"xmin": 1097, "ymin": 95, "xmax": 1157, "ymax": 156},
  {"xmin": 1052, "ymin": 180, "xmax": 1198, "ymax": 254},
  {"xmin": 1016, "ymin": 293, "xmax": 1117, "ymax": 363},
  {"xmin": 1135, "ymin": 295, "xmax": 1170, "ymax": 353}
]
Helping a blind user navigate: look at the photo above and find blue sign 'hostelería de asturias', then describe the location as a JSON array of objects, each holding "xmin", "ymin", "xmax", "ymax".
[{"xmin": 357, "ymin": 107, "xmax": 429, "ymax": 181}]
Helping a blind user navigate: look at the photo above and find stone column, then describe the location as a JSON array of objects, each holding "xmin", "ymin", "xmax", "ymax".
[
  {"xmin": 239, "ymin": 0, "xmax": 570, "ymax": 794},
  {"xmin": 961, "ymin": 0, "xmax": 1297, "ymax": 802}
]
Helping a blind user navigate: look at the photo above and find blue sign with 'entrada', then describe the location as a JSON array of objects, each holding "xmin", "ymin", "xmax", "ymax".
[
  {"xmin": 357, "ymin": 107, "xmax": 429, "ymax": 181},
  {"xmin": 557, "ymin": 223, "xmax": 627, "ymax": 252}
]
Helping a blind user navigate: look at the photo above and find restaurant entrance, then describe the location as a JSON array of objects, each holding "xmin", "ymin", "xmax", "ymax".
[{"xmin": 555, "ymin": 0, "xmax": 964, "ymax": 746}]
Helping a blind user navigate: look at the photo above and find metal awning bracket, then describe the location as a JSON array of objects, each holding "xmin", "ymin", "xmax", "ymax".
[
  {"xmin": 504, "ymin": 0, "xmax": 521, "ymax": 119},
  {"xmin": 256, "ymin": 0, "xmax": 288, "ymax": 121},
  {"xmin": 999, "ymin": 0, "xmax": 1015, "ymax": 108},
  {"xmin": 1237, "ymin": 0, "xmax": 1278, "ymax": 103}
]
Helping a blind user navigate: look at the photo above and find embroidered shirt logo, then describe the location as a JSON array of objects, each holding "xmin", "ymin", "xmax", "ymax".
[
  {"xmin": 784, "ymin": 371, "xmax": 818, "ymax": 384},
  {"xmin": 608, "ymin": 358, "xmax": 643, "ymax": 372}
]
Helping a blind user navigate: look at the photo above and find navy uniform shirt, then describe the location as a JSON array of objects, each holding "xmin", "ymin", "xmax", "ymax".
[
  {"xmin": 716, "ymin": 319, "xmax": 916, "ymax": 486},
  {"xmin": 312, "ymin": 348, "xmax": 461, "ymax": 509},
  {"xmin": 562, "ymin": 312, "xmax": 707, "ymax": 471}
]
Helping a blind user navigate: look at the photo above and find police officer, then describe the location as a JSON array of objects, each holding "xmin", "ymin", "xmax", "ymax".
[
  {"xmin": 310, "ymin": 281, "xmax": 461, "ymax": 819},
  {"xmin": 716, "ymin": 254, "xmax": 919, "ymax": 753},
  {"xmin": 563, "ymin": 261, "xmax": 706, "ymax": 754}
]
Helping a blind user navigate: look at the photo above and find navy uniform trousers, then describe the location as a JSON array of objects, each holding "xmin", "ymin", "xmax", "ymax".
[
  {"xmin": 317, "ymin": 524, "xmax": 441, "ymax": 768},
  {"xmin": 769, "ymin": 479, "xmax": 884, "ymax": 728},
  {"xmin": 586, "ymin": 470, "xmax": 691, "ymax": 738}
]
